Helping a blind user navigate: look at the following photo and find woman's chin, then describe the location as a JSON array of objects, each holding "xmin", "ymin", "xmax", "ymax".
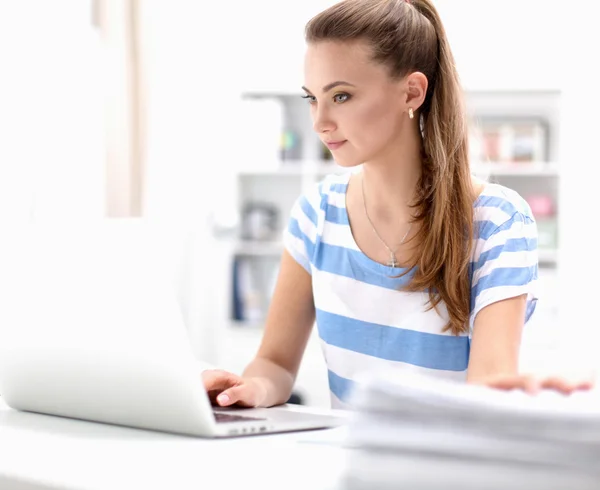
[{"xmin": 331, "ymin": 157, "xmax": 363, "ymax": 169}]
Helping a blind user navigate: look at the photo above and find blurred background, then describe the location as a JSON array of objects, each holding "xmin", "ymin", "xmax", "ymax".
[{"xmin": 0, "ymin": 0, "xmax": 597, "ymax": 407}]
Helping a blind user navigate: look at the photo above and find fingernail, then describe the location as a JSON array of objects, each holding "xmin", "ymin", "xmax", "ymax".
[{"xmin": 217, "ymin": 394, "xmax": 229, "ymax": 405}]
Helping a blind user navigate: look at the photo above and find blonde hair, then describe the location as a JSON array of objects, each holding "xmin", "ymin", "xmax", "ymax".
[{"xmin": 306, "ymin": 0, "xmax": 475, "ymax": 335}]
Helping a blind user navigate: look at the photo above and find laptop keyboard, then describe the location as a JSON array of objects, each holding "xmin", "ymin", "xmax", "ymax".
[{"xmin": 213, "ymin": 411, "xmax": 267, "ymax": 424}]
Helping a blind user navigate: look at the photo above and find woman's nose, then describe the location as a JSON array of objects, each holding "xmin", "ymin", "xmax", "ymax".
[{"xmin": 312, "ymin": 106, "xmax": 336, "ymax": 133}]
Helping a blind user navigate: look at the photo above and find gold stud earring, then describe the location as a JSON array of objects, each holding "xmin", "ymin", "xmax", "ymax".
[{"xmin": 408, "ymin": 108, "xmax": 414, "ymax": 119}]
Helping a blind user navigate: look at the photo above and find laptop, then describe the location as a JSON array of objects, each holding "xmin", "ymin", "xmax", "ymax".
[{"xmin": 0, "ymin": 220, "xmax": 344, "ymax": 437}]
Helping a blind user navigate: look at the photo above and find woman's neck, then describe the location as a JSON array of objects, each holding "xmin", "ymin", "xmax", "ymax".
[{"xmin": 361, "ymin": 135, "xmax": 422, "ymax": 224}]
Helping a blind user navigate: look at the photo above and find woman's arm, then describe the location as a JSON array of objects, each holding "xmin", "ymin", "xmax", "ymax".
[
  {"xmin": 467, "ymin": 295, "xmax": 594, "ymax": 394},
  {"xmin": 240, "ymin": 249, "xmax": 316, "ymax": 407},
  {"xmin": 467, "ymin": 294, "xmax": 526, "ymax": 383},
  {"xmin": 204, "ymin": 181, "xmax": 325, "ymax": 408}
]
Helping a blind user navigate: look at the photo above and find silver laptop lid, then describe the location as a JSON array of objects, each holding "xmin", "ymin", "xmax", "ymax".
[{"xmin": 0, "ymin": 220, "xmax": 219, "ymax": 436}]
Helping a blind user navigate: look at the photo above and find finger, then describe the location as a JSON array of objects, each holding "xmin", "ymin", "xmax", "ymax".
[
  {"xmin": 578, "ymin": 379, "xmax": 595, "ymax": 390},
  {"xmin": 483, "ymin": 375, "xmax": 540, "ymax": 393},
  {"xmin": 539, "ymin": 377, "xmax": 575, "ymax": 394},
  {"xmin": 491, "ymin": 377, "xmax": 540, "ymax": 394},
  {"xmin": 477, "ymin": 375, "xmax": 520, "ymax": 389},
  {"xmin": 540, "ymin": 377, "xmax": 594, "ymax": 394},
  {"xmin": 570, "ymin": 374, "xmax": 596, "ymax": 390},
  {"xmin": 207, "ymin": 389, "xmax": 228, "ymax": 405},
  {"xmin": 207, "ymin": 390, "xmax": 217, "ymax": 404},
  {"xmin": 217, "ymin": 385, "xmax": 258, "ymax": 408},
  {"xmin": 201, "ymin": 370, "xmax": 242, "ymax": 392},
  {"xmin": 201, "ymin": 369, "xmax": 239, "ymax": 385},
  {"xmin": 522, "ymin": 376, "xmax": 542, "ymax": 394}
]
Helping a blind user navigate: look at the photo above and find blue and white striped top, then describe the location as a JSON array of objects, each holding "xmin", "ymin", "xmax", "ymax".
[{"xmin": 283, "ymin": 171, "xmax": 539, "ymax": 409}]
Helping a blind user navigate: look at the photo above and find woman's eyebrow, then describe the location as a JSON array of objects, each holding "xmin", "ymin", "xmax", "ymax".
[{"xmin": 302, "ymin": 80, "xmax": 356, "ymax": 94}]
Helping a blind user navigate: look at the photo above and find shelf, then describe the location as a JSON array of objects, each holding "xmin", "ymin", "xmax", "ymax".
[
  {"xmin": 538, "ymin": 248, "xmax": 558, "ymax": 264},
  {"xmin": 239, "ymin": 161, "xmax": 559, "ymax": 178},
  {"xmin": 239, "ymin": 160, "xmax": 347, "ymax": 177},
  {"xmin": 472, "ymin": 162, "xmax": 559, "ymax": 176},
  {"xmin": 234, "ymin": 240, "xmax": 283, "ymax": 257},
  {"xmin": 239, "ymin": 164, "xmax": 309, "ymax": 176},
  {"xmin": 228, "ymin": 320, "xmax": 265, "ymax": 330}
]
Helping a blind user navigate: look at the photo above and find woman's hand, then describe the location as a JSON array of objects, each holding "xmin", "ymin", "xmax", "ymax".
[
  {"xmin": 201, "ymin": 369, "xmax": 269, "ymax": 408},
  {"xmin": 475, "ymin": 373, "xmax": 595, "ymax": 395}
]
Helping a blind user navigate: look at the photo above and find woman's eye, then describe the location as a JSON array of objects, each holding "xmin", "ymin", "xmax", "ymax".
[
  {"xmin": 301, "ymin": 95, "xmax": 317, "ymax": 104},
  {"xmin": 333, "ymin": 93, "xmax": 350, "ymax": 103}
]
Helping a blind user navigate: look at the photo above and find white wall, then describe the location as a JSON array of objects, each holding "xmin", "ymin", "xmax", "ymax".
[
  {"xmin": 556, "ymin": 7, "xmax": 600, "ymax": 370},
  {"xmin": 235, "ymin": 0, "xmax": 563, "ymax": 94},
  {"xmin": 436, "ymin": 0, "xmax": 562, "ymax": 91},
  {"xmin": 0, "ymin": 0, "xmax": 105, "ymax": 223}
]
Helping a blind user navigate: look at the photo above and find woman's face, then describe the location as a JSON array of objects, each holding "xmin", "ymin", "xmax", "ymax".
[{"xmin": 303, "ymin": 40, "xmax": 407, "ymax": 167}]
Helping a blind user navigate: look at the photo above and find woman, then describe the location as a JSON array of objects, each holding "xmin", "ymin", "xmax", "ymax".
[{"xmin": 204, "ymin": 0, "xmax": 592, "ymax": 408}]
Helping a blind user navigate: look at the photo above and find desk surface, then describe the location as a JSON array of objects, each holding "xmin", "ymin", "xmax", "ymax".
[{"xmin": 0, "ymin": 400, "xmax": 351, "ymax": 490}]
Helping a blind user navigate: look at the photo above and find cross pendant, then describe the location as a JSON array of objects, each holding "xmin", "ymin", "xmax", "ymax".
[{"xmin": 387, "ymin": 253, "xmax": 398, "ymax": 268}]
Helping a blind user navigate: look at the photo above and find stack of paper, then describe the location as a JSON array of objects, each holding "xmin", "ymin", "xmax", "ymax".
[{"xmin": 339, "ymin": 369, "xmax": 600, "ymax": 490}]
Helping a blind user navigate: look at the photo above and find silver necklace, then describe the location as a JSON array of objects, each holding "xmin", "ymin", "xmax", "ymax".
[{"xmin": 361, "ymin": 174, "xmax": 413, "ymax": 268}]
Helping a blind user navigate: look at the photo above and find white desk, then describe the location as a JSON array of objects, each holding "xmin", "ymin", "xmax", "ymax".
[
  {"xmin": 0, "ymin": 400, "xmax": 351, "ymax": 490},
  {"xmin": 5, "ymin": 398, "xmax": 600, "ymax": 490}
]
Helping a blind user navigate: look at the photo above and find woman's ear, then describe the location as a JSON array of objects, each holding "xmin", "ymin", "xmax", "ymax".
[{"xmin": 404, "ymin": 71, "xmax": 428, "ymax": 112}]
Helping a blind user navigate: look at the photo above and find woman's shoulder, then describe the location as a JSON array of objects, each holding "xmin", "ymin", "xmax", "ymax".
[
  {"xmin": 473, "ymin": 181, "xmax": 535, "ymax": 226},
  {"xmin": 298, "ymin": 171, "xmax": 352, "ymax": 208},
  {"xmin": 317, "ymin": 170, "xmax": 353, "ymax": 193}
]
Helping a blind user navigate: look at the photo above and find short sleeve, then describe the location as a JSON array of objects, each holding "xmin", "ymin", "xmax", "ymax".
[
  {"xmin": 469, "ymin": 211, "xmax": 539, "ymax": 333},
  {"xmin": 282, "ymin": 181, "xmax": 325, "ymax": 275}
]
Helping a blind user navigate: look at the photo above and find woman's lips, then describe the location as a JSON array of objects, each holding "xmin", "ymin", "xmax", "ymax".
[{"xmin": 325, "ymin": 140, "xmax": 347, "ymax": 150}]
